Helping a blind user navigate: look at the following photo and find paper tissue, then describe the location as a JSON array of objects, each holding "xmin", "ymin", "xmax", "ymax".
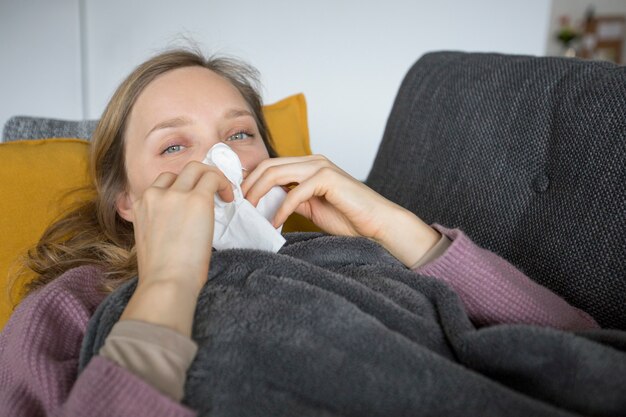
[{"xmin": 202, "ymin": 143, "xmax": 287, "ymax": 252}]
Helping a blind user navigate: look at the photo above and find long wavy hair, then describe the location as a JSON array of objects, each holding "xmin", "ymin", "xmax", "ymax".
[{"xmin": 12, "ymin": 48, "xmax": 277, "ymax": 302}]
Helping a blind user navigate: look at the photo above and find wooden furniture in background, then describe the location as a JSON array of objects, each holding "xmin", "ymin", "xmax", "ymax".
[{"xmin": 580, "ymin": 15, "xmax": 625, "ymax": 64}]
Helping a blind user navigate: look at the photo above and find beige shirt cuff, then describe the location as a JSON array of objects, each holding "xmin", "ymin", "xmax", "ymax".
[
  {"xmin": 98, "ymin": 319, "xmax": 198, "ymax": 402},
  {"xmin": 410, "ymin": 232, "xmax": 453, "ymax": 269}
]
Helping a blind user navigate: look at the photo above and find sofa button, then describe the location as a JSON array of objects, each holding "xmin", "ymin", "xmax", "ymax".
[{"xmin": 532, "ymin": 174, "xmax": 550, "ymax": 193}]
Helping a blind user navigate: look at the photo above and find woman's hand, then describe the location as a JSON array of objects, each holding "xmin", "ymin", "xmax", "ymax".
[
  {"xmin": 241, "ymin": 155, "xmax": 440, "ymax": 267},
  {"xmin": 131, "ymin": 161, "xmax": 233, "ymax": 290},
  {"xmin": 120, "ymin": 161, "xmax": 233, "ymax": 336}
]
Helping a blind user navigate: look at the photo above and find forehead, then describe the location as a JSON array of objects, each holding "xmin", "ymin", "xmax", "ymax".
[{"xmin": 131, "ymin": 66, "xmax": 248, "ymax": 122}]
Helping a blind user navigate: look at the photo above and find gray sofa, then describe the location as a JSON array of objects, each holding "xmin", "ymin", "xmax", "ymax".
[
  {"xmin": 5, "ymin": 51, "xmax": 626, "ymax": 329},
  {"xmin": 367, "ymin": 51, "xmax": 626, "ymax": 330},
  {"xmin": 3, "ymin": 117, "xmax": 97, "ymax": 142}
]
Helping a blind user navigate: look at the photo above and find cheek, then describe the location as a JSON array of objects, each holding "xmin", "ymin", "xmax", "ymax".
[
  {"xmin": 238, "ymin": 143, "xmax": 270, "ymax": 171},
  {"xmin": 124, "ymin": 139, "xmax": 155, "ymax": 200},
  {"xmin": 125, "ymin": 159, "xmax": 163, "ymax": 201}
]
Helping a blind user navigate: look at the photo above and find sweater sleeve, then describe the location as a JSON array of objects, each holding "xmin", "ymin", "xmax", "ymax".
[
  {"xmin": 0, "ymin": 265, "xmax": 197, "ymax": 417},
  {"xmin": 412, "ymin": 225, "xmax": 600, "ymax": 330}
]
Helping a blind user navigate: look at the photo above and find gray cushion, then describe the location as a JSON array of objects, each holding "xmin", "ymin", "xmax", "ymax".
[
  {"xmin": 2, "ymin": 116, "xmax": 98, "ymax": 141},
  {"xmin": 366, "ymin": 51, "xmax": 626, "ymax": 329}
]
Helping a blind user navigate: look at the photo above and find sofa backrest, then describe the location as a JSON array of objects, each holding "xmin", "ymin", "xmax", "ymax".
[
  {"xmin": 367, "ymin": 51, "xmax": 626, "ymax": 329},
  {"xmin": 3, "ymin": 116, "xmax": 98, "ymax": 141}
]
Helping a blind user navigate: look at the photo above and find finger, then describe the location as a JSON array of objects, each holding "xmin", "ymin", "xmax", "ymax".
[
  {"xmin": 151, "ymin": 171, "xmax": 178, "ymax": 189},
  {"xmin": 244, "ymin": 158, "xmax": 334, "ymax": 207},
  {"xmin": 241, "ymin": 155, "xmax": 329, "ymax": 196},
  {"xmin": 271, "ymin": 175, "xmax": 325, "ymax": 227},
  {"xmin": 171, "ymin": 161, "xmax": 217, "ymax": 191},
  {"xmin": 195, "ymin": 169, "xmax": 234, "ymax": 203}
]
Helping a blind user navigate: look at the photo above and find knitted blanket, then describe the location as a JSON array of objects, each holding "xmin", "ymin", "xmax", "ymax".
[{"xmin": 79, "ymin": 233, "xmax": 626, "ymax": 416}]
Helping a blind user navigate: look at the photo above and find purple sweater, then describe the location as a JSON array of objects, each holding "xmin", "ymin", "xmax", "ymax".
[{"xmin": 0, "ymin": 228, "xmax": 598, "ymax": 416}]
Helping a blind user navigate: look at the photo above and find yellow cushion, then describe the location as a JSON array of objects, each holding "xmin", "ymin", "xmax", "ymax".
[
  {"xmin": 264, "ymin": 93, "xmax": 320, "ymax": 234},
  {"xmin": 0, "ymin": 139, "xmax": 91, "ymax": 329},
  {"xmin": 263, "ymin": 93, "xmax": 312, "ymax": 157},
  {"xmin": 0, "ymin": 94, "xmax": 318, "ymax": 329}
]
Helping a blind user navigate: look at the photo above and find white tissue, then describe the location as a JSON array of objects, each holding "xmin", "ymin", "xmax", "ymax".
[{"xmin": 202, "ymin": 143, "xmax": 286, "ymax": 252}]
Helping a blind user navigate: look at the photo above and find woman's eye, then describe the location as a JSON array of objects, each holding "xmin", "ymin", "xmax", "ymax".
[
  {"xmin": 226, "ymin": 131, "xmax": 253, "ymax": 141},
  {"xmin": 161, "ymin": 144, "xmax": 185, "ymax": 154}
]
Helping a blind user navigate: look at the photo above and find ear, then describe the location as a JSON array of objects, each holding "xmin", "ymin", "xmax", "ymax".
[{"xmin": 115, "ymin": 191, "xmax": 134, "ymax": 223}]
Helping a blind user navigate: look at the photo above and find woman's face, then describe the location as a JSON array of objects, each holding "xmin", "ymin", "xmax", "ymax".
[{"xmin": 116, "ymin": 66, "xmax": 270, "ymax": 222}]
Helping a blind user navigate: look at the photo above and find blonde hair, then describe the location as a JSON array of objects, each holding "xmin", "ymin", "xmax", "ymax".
[{"xmin": 14, "ymin": 48, "xmax": 276, "ymax": 300}]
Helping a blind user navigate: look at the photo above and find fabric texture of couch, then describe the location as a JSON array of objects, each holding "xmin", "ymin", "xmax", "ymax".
[
  {"xmin": 3, "ymin": 117, "xmax": 98, "ymax": 142},
  {"xmin": 367, "ymin": 51, "xmax": 626, "ymax": 329}
]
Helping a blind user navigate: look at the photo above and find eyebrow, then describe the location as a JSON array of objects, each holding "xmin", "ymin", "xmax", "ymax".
[
  {"xmin": 145, "ymin": 116, "xmax": 192, "ymax": 140},
  {"xmin": 225, "ymin": 108, "xmax": 254, "ymax": 119},
  {"xmin": 144, "ymin": 109, "xmax": 254, "ymax": 140}
]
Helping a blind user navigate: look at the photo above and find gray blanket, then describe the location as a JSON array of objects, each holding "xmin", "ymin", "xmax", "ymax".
[{"xmin": 79, "ymin": 233, "xmax": 626, "ymax": 416}]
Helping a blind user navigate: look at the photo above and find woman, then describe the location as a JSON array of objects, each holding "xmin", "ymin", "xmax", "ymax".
[{"xmin": 0, "ymin": 48, "xmax": 598, "ymax": 416}]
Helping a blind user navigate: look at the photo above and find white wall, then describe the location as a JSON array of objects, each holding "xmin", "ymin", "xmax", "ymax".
[
  {"xmin": 84, "ymin": 0, "xmax": 552, "ymax": 179},
  {"xmin": 546, "ymin": 0, "xmax": 626, "ymax": 61},
  {"xmin": 3, "ymin": 0, "xmax": 552, "ymax": 179},
  {"xmin": 0, "ymin": 0, "xmax": 83, "ymax": 136}
]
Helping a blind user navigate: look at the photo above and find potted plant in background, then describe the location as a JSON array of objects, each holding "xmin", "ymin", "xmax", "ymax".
[{"xmin": 556, "ymin": 15, "xmax": 580, "ymax": 57}]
